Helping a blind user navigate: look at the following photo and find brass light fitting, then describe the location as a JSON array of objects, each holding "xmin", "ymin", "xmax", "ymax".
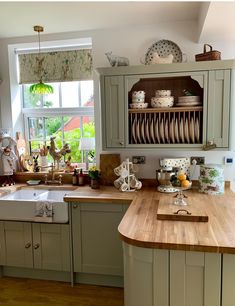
[{"xmin": 29, "ymin": 25, "xmax": 54, "ymax": 94}]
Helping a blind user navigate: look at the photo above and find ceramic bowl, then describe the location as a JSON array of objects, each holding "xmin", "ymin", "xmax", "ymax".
[
  {"xmin": 151, "ymin": 96, "xmax": 174, "ymax": 108},
  {"xmin": 132, "ymin": 97, "xmax": 145, "ymax": 103},
  {"xmin": 155, "ymin": 90, "xmax": 171, "ymax": 97},
  {"xmin": 132, "ymin": 91, "xmax": 145, "ymax": 99},
  {"xmin": 130, "ymin": 102, "xmax": 148, "ymax": 109},
  {"xmin": 178, "ymin": 96, "xmax": 200, "ymax": 103}
]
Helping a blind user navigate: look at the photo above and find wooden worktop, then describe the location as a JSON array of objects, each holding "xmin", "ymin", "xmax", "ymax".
[
  {"xmin": 63, "ymin": 184, "xmax": 235, "ymax": 254},
  {"xmin": 118, "ymin": 186, "xmax": 235, "ymax": 254},
  {"xmin": 64, "ymin": 186, "xmax": 135, "ymax": 204},
  {"xmin": 2, "ymin": 183, "xmax": 235, "ymax": 254}
]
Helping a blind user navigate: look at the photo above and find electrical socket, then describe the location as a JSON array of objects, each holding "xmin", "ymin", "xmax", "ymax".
[
  {"xmin": 190, "ymin": 156, "xmax": 205, "ymax": 165},
  {"xmin": 132, "ymin": 156, "xmax": 146, "ymax": 164}
]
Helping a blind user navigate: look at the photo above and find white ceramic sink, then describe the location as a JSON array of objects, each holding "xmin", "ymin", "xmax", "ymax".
[
  {"xmin": 0, "ymin": 189, "xmax": 71, "ymax": 223},
  {"xmin": 0, "ymin": 189, "xmax": 46, "ymax": 200}
]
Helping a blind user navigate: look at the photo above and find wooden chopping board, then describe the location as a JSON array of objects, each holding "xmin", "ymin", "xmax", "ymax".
[
  {"xmin": 157, "ymin": 196, "xmax": 209, "ymax": 222},
  {"xmin": 100, "ymin": 154, "xmax": 121, "ymax": 186}
]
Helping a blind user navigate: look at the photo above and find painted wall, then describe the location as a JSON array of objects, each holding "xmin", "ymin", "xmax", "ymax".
[{"xmin": 0, "ymin": 21, "xmax": 234, "ymax": 187}]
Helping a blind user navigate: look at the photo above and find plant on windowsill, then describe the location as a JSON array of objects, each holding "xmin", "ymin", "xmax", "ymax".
[{"xmin": 88, "ymin": 166, "xmax": 100, "ymax": 189}]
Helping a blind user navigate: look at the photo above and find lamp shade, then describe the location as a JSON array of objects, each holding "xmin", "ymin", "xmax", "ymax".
[{"xmin": 79, "ymin": 138, "xmax": 95, "ymax": 151}]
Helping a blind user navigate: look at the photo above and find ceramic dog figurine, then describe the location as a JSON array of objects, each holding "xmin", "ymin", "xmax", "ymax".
[{"xmin": 105, "ymin": 52, "xmax": 129, "ymax": 67}]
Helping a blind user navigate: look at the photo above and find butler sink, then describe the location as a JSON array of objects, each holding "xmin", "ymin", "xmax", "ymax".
[{"xmin": 0, "ymin": 189, "xmax": 72, "ymax": 223}]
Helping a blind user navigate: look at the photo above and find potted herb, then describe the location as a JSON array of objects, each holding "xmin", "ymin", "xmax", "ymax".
[{"xmin": 88, "ymin": 166, "xmax": 101, "ymax": 189}]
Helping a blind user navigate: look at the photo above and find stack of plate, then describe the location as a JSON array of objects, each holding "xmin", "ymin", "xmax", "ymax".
[{"xmin": 176, "ymin": 96, "xmax": 202, "ymax": 107}]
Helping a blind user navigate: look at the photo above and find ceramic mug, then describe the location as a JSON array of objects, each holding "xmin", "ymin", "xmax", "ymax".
[
  {"xmin": 135, "ymin": 181, "xmax": 142, "ymax": 190},
  {"xmin": 120, "ymin": 168, "xmax": 129, "ymax": 178},
  {"xmin": 130, "ymin": 176, "xmax": 138, "ymax": 188},
  {"xmin": 132, "ymin": 91, "xmax": 145, "ymax": 100},
  {"xmin": 120, "ymin": 182, "xmax": 129, "ymax": 192},
  {"xmin": 132, "ymin": 98, "xmax": 145, "ymax": 104},
  {"xmin": 114, "ymin": 177, "xmax": 125, "ymax": 189},
  {"xmin": 114, "ymin": 164, "xmax": 125, "ymax": 176}
]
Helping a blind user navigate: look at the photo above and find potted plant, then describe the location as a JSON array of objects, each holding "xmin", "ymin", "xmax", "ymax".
[{"xmin": 88, "ymin": 166, "xmax": 101, "ymax": 189}]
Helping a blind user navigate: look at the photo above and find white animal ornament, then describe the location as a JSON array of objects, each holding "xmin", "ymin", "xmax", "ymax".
[
  {"xmin": 105, "ymin": 52, "xmax": 129, "ymax": 67},
  {"xmin": 150, "ymin": 52, "xmax": 174, "ymax": 64}
]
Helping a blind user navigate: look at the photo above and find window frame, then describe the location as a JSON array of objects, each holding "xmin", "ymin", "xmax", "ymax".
[{"xmin": 21, "ymin": 81, "xmax": 95, "ymax": 160}]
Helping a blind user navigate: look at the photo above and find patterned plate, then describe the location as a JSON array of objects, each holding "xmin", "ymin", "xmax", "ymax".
[{"xmin": 145, "ymin": 39, "xmax": 182, "ymax": 64}]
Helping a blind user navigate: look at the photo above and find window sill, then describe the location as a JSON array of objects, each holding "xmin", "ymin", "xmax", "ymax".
[{"xmin": 13, "ymin": 171, "xmax": 88, "ymax": 184}]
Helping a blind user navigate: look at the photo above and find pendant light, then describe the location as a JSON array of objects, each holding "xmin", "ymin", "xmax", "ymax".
[{"xmin": 29, "ymin": 25, "xmax": 54, "ymax": 94}]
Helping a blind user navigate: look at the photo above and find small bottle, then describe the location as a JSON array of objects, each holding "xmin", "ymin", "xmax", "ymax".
[
  {"xmin": 78, "ymin": 168, "xmax": 84, "ymax": 186},
  {"xmin": 72, "ymin": 169, "xmax": 77, "ymax": 186}
]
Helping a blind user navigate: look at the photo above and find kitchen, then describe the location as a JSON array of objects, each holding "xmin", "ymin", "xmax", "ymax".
[{"xmin": 0, "ymin": 1, "xmax": 235, "ymax": 306}]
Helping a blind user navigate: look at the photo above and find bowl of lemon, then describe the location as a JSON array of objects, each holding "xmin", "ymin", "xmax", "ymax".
[{"xmin": 170, "ymin": 171, "xmax": 192, "ymax": 190}]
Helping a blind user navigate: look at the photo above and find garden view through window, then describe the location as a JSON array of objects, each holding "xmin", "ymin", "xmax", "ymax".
[{"xmin": 22, "ymin": 80, "xmax": 95, "ymax": 167}]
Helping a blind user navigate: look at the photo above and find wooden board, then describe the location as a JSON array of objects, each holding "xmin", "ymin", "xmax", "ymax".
[
  {"xmin": 99, "ymin": 154, "xmax": 121, "ymax": 186},
  {"xmin": 157, "ymin": 196, "xmax": 209, "ymax": 222}
]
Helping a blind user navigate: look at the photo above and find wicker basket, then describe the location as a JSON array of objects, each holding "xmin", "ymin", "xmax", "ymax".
[{"xmin": 195, "ymin": 44, "xmax": 221, "ymax": 62}]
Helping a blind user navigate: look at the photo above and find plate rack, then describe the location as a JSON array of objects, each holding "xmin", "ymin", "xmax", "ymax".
[{"xmin": 129, "ymin": 106, "xmax": 203, "ymax": 145}]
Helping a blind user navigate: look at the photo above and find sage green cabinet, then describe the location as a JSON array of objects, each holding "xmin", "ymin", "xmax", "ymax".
[
  {"xmin": 169, "ymin": 250, "xmax": 221, "ymax": 306},
  {"xmin": 0, "ymin": 222, "xmax": 5, "ymax": 265},
  {"xmin": 72, "ymin": 202, "xmax": 128, "ymax": 276},
  {"xmin": 207, "ymin": 69, "xmax": 230, "ymax": 148},
  {"xmin": 0, "ymin": 221, "xmax": 70, "ymax": 271},
  {"xmin": 98, "ymin": 62, "xmax": 233, "ymax": 150},
  {"xmin": 102, "ymin": 76, "xmax": 125, "ymax": 148},
  {"xmin": 32, "ymin": 223, "xmax": 70, "ymax": 271},
  {"xmin": 2, "ymin": 221, "xmax": 33, "ymax": 268},
  {"xmin": 222, "ymin": 254, "xmax": 235, "ymax": 306},
  {"xmin": 123, "ymin": 244, "xmax": 221, "ymax": 306}
]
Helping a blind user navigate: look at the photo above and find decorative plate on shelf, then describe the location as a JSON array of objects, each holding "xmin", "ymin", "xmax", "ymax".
[{"xmin": 145, "ymin": 39, "xmax": 182, "ymax": 64}]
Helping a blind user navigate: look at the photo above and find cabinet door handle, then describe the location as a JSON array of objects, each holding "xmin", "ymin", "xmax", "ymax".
[
  {"xmin": 73, "ymin": 204, "xmax": 78, "ymax": 209},
  {"xmin": 25, "ymin": 242, "xmax": 31, "ymax": 249},
  {"xmin": 34, "ymin": 243, "xmax": 40, "ymax": 249},
  {"xmin": 119, "ymin": 141, "xmax": 124, "ymax": 145}
]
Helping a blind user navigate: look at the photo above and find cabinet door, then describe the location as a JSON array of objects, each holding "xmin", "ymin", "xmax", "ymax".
[
  {"xmin": 3, "ymin": 221, "xmax": 33, "ymax": 268},
  {"xmin": 32, "ymin": 223, "xmax": 70, "ymax": 271},
  {"xmin": 72, "ymin": 202, "xmax": 126, "ymax": 275},
  {"xmin": 207, "ymin": 69, "xmax": 230, "ymax": 148},
  {"xmin": 170, "ymin": 250, "xmax": 221, "ymax": 306},
  {"xmin": 0, "ymin": 221, "xmax": 5, "ymax": 265},
  {"xmin": 222, "ymin": 253, "xmax": 235, "ymax": 306},
  {"xmin": 103, "ymin": 76, "xmax": 125, "ymax": 148}
]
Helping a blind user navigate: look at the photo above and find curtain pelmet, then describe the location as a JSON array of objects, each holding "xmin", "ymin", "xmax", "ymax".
[{"xmin": 18, "ymin": 49, "xmax": 93, "ymax": 84}]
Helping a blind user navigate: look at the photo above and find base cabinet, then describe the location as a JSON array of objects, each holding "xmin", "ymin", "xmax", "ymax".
[
  {"xmin": 0, "ymin": 221, "xmax": 70, "ymax": 271},
  {"xmin": 72, "ymin": 202, "xmax": 128, "ymax": 276},
  {"xmin": 222, "ymin": 254, "xmax": 235, "ymax": 306},
  {"xmin": 123, "ymin": 243, "xmax": 222, "ymax": 306}
]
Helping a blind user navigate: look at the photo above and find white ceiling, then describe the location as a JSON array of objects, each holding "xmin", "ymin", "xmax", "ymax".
[{"xmin": 0, "ymin": 1, "xmax": 233, "ymax": 43}]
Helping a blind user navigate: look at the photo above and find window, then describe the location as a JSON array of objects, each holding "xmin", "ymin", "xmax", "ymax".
[{"xmin": 22, "ymin": 80, "xmax": 95, "ymax": 166}]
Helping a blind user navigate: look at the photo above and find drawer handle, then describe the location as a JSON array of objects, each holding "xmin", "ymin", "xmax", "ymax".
[
  {"xmin": 25, "ymin": 242, "xmax": 31, "ymax": 249},
  {"xmin": 73, "ymin": 204, "xmax": 78, "ymax": 209},
  {"xmin": 34, "ymin": 243, "xmax": 40, "ymax": 249},
  {"xmin": 174, "ymin": 209, "xmax": 191, "ymax": 215}
]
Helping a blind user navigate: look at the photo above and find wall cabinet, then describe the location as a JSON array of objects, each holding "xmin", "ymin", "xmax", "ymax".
[
  {"xmin": 103, "ymin": 76, "xmax": 125, "ymax": 148},
  {"xmin": 97, "ymin": 61, "xmax": 233, "ymax": 150},
  {"xmin": 72, "ymin": 202, "xmax": 128, "ymax": 276},
  {"xmin": 0, "ymin": 221, "xmax": 70, "ymax": 271}
]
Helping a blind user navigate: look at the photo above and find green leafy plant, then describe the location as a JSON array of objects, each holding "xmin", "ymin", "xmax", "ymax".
[{"xmin": 88, "ymin": 166, "xmax": 100, "ymax": 180}]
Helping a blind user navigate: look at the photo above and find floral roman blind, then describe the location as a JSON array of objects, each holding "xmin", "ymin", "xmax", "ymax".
[{"xmin": 18, "ymin": 49, "xmax": 93, "ymax": 84}]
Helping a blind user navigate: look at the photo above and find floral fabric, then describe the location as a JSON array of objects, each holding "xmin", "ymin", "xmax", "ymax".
[{"xmin": 18, "ymin": 49, "xmax": 93, "ymax": 84}]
